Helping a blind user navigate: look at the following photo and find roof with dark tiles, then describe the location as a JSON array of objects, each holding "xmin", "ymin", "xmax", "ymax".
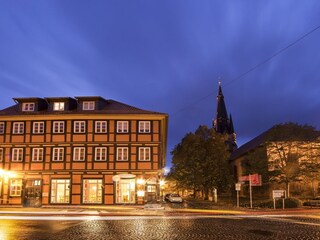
[
  {"xmin": 0, "ymin": 96, "xmax": 167, "ymax": 116},
  {"xmin": 229, "ymin": 130, "xmax": 268, "ymax": 161}
]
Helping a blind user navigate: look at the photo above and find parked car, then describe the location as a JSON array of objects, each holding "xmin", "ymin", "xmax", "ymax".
[{"xmin": 168, "ymin": 194, "xmax": 183, "ymax": 203}]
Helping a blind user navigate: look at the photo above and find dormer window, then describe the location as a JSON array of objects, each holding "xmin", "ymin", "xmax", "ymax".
[
  {"xmin": 22, "ymin": 102, "xmax": 35, "ymax": 112},
  {"xmin": 53, "ymin": 102, "xmax": 65, "ymax": 111},
  {"xmin": 83, "ymin": 101, "xmax": 95, "ymax": 110}
]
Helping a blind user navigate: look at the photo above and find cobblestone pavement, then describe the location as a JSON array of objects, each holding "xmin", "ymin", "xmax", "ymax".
[{"xmin": 1, "ymin": 215, "xmax": 320, "ymax": 240}]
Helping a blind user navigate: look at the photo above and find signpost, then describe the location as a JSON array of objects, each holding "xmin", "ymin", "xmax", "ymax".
[
  {"xmin": 238, "ymin": 173, "xmax": 262, "ymax": 208},
  {"xmin": 272, "ymin": 190, "xmax": 286, "ymax": 209},
  {"xmin": 235, "ymin": 183, "xmax": 241, "ymax": 208}
]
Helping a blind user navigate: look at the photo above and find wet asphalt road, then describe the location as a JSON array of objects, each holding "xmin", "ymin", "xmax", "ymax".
[{"xmin": 0, "ymin": 215, "xmax": 320, "ymax": 240}]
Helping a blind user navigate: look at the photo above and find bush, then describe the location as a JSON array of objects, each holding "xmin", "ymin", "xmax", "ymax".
[{"xmin": 256, "ymin": 198, "xmax": 301, "ymax": 208}]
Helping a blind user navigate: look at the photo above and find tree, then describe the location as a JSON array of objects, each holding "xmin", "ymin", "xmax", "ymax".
[
  {"xmin": 299, "ymin": 141, "xmax": 320, "ymax": 198},
  {"xmin": 265, "ymin": 122, "xmax": 320, "ymax": 197},
  {"xmin": 242, "ymin": 146, "xmax": 269, "ymax": 195},
  {"xmin": 168, "ymin": 125, "xmax": 232, "ymax": 200}
]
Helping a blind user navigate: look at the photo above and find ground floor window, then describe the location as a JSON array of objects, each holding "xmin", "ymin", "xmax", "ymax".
[
  {"xmin": 51, "ymin": 179, "xmax": 70, "ymax": 203},
  {"xmin": 115, "ymin": 178, "xmax": 136, "ymax": 204},
  {"xmin": 83, "ymin": 179, "xmax": 102, "ymax": 204},
  {"xmin": 9, "ymin": 179, "xmax": 22, "ymax": 196}
]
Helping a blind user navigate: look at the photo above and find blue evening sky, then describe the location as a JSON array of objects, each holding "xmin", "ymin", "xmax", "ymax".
[{"xmin": 1, "ymin": 1, "xmax": 320, "ymax": 168}]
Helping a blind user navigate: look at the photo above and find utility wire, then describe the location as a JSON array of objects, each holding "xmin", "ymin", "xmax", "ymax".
[{"xmin": 171, "ymin": 24, "xmax": 320, "ymax": 117}]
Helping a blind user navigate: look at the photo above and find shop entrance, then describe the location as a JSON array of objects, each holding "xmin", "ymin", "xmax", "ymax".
[
  {"xmin": 146, "ymin": 184, "xmax": 157, "ymax": 202},
  {"xmin": 23, "ymin": 179, "xmax": 42, "ymax": 207}
]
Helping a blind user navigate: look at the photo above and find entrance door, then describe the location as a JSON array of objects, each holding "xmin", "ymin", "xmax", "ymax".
[
  {"xmin": 115, "ymin": 178, "xmax": 136, "ymax": 204},
  {"xmin": 146, "ymin": 184, "xmax": 157, "ymax": 202},
  {"xmin": 23, "ymin": 179, "xmax": 42, "ymax": 207}
]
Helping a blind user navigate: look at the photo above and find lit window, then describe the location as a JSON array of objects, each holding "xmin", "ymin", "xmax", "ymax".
[
  {"xmin": 83, "ymin": 101, "xmax": 95, "ymax": 110},
  {"xmin": 0, "ymin": 122, "xmax": 5, "ymax": 134},
  {"xmin": 117, "ymin": 147, "xmax": 128, "ymax": 161},
  {"xmin": 12, "ymin": 148, "xmax": 23, "ymax": 162},
  {"xmin": 115, "ymin": 178, "xmax": 136, "ymax": 204},
  {"xmin": 52, "ymin": 148, "xmax": 64, "ymax": 161},
  {"xmin": 22, "ymin": 102, "xmax": 35, "ymax": 111},
  {"xmin": 83, "ymin": 179, "xmax": 102, "ymax": 204},
  {"xmin": 117, "ymin": 121, "xmax": 128, "ymax": 133},
  {"xmin": 139, "ymin": 121, "xmax": 151, "ymax": 133},
  {"xmin": 13, "ymin": 122, "xmax": 24, "ymax": 134},
  {"xmin": 33, "ymin": 122, "xmax": 45, "ymax": 134},
  {"xmin": 73, "ymin": 147, "xmax": 85, "ymax": 161},
  {"xmin": 139, "ymin": 147, "xmax": 151, "ymax": 161},
  {"xmin": 10, "ymin": 179, "xmax": 22, "ymax": 196},
  {"xmin": 74, "ymin": 121, "xmax": 86, "ymax": 133},
  {"xmin": 0, "ymin": 148, "xmax": 3, "ymax": 162},
  {"xmin": 95, "ymin": 121, "xmax": 107, "ymax": 133},
  {"xmin": 95, "ymin": 147, "xmax": 107, "ymax": 161},
  {"xmin": 32, "ymin": 148, "xmax": 44, "ymax": 161},
  {"xmin": 147, "ymin": 185, "xmax": 156, "ymax": 193},
  {"xmin": 51, "ymin": 179, "xmax": 70, "ymax": 203},
  {"xmin": 53, "ymin": 102, "xmax": 65, "ymax": 111},
  {"xmin": 53, "ymin": 121, "xmax": 64, "ymax": 133}
]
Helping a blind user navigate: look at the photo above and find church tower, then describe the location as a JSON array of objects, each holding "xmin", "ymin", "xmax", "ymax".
[{"xmin": 213, "ymin": 82, "xmax": 237, "ymax": 152}]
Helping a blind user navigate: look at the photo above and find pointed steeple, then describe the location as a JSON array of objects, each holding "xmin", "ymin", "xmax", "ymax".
[
  {"xmin": 214, "ymin": 81, "xmax": 229, "ymax": 134},
  {"xmin": 228, "ymin": 114, "xmax": 235, "ymax": 134},
  {"xmin": 213, "ymin": 81, "xmax": 237, "ymax": 152}
]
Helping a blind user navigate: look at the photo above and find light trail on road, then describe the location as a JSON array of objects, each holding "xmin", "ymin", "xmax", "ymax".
[{"xmin": 0, "ymin": 214, "xmax": 317, "ymax": 221}]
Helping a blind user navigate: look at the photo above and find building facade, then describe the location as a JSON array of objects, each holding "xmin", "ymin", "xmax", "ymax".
[
  {"xmin": 230, "ymin": 127, "xmax": 320, "ymax": 197},
  {"xmin": 0, "ymin": 96, "xmax": 168, "ymax": 207}
]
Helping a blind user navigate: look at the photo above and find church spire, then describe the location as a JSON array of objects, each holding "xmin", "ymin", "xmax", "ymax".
[
  {"xmin": 228, "ymin": 114, "xmax": 235, "ymax": 134},
  {"xmin": 213, "ymin": 82, "xmax": 237, "ymax": 152},
  {"xmin": 214, "ymin": 81, "xmax": 229, "ymax": 134}
]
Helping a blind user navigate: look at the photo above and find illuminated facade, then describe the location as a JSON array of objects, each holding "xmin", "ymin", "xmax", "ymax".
[
  {"xmin": 230, "ymin": 129, "xmax": 320, "ymax": 197},
  {"xmin": 0, "ymin": 97, "xmax": 168, "ymax": 207}
]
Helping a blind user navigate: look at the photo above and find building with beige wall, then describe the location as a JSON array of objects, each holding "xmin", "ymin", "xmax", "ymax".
[
  {"xmin": 230, "ymin": 128, "xmax": 320, "ymax": 197},
  {"xmin": 0, "ymin": 96, "xmax": 168, "ymax": 207}
]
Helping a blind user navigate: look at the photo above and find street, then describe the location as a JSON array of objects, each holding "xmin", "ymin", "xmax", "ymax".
[{"xmin": 0, "ymin": 214, "xmax": 320, "ymax": 240}]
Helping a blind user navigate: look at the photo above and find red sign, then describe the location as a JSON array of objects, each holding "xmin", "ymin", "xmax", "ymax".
[{"xmin": 238, "ymin": 174, "xmax": 262, "ymax": 186}]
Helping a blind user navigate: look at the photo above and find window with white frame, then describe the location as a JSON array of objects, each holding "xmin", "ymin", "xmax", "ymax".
[
  {"xmin": 0, "ymin": 122, "xmax": 5, "ymax": 134},
  {"xmin": 13, "ymin": 122, "xmax": 24, "ymax": 134},
  {"xmin": 73, "ymin": 147, "xmax": 85, "ymax": 161},
  {"xmin": 51, "ymin": 179, "xmax": 70, "ymax": 203},
  {"xmin": 139, "ymin": 147, "xmax": 151, "ymax": 161},
  {"xmin": 22, "ymin": 102, "xmax": 35, "ymax": 111},
  {"xmin": 12, "ymin": 148, "xmax": 23, "ymax": 162},
  {"xmin": 95, "ymin": 121, "xmax": 107, "ymax": 133},
  {"xmin": 95, "ymin": 147, "xmax": 107, "ymax": 161},
  {"xmin": 32, "ymin": 148, "xmax": 44, "ymax": 161},
  {"xmin": 139, "ymin": 121, "xmax": 151, "ymax": 133},
  {"xmin": 117, "ymin": 147, "xmax": 128, "ymax": 161},
  {"xmin": 83, "ymin": 179, "xmax": 102, "ymax": 204},
  {"xmin": 83, "ymin": 101, "xmax": 95, "ymax": 110},
  {"xmin": 33, "ymin": 122, "xmax": 45, "ymax": 134},
  {"xmin": 10, "ymin": 179, "xmax": 23, "ymax": 196},
  {"xmin": 53, "ymin": 121, "xmax": 65, "ymax": 133},
  {"xmin": 52, "ymin": 147, "xmax": 64, "ymax": 161},
  {"xmin": 0, "ymin": 148, "xmax": 3, "ymax": 162},
  {"xmin": 74, "ymin": 121, "xmax": 86, "ymax": 133},
  {"xmin": 117, "ymin": 121, "xmax": 128, "ymax": 133},
  {"xmin": 53, "ymin": 102, "xmax": 65, "ymax": 111}
]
